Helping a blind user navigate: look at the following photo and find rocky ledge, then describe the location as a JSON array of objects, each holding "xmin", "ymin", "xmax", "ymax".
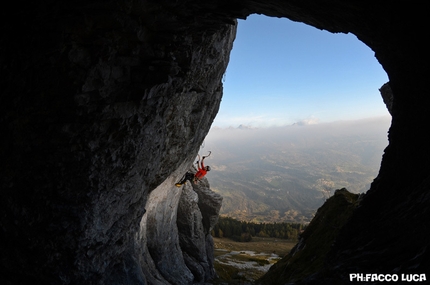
[{"xmin": 142, "ymin": 170, "xmax": 222, "ymax": 284}]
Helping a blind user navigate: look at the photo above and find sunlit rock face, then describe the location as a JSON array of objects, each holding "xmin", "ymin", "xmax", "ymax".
[
  {"xmin": 141, "ymin": 168, "xmax": 222, "ymax": 284},
  {"xmin": 176, "ymin": 177, "xmax": 222, "ymax": 282},
  {"xmin": 1, "ymin": 0, "xmax": 429, "ymax": 284}
]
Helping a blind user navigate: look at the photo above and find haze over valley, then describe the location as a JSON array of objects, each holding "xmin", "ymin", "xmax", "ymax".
[{"xmin": 203, "ymin": 116, "xmax": 391, "ymax": 223}]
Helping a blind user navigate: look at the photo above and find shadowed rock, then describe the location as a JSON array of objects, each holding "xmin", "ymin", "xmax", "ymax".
[{"xmin": 1, "ymin": 0, "xmax": 429, "ymax": 284}]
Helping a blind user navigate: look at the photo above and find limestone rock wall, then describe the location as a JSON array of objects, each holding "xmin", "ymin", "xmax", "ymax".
[
  {"xmin": 1, "ymin": 1, "xmax": 235, "ymax": 284},
  {"xmin": 140, "ymin": 166, "xmax": 222, "ymax": 284},
  {"xmin": 177, "ymin": 177, "xmax": 222, "ymax": 282},
  {"xmin": 2, "ymin": 0, "xmax": 430, "ymax": 284}
]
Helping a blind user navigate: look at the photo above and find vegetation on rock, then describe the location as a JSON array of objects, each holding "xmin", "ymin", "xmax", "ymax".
[{"xmin": 212, "ymin": 216, "xmax": 304, "ymax": 241}]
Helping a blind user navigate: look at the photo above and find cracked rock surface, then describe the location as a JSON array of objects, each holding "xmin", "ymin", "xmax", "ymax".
[{"xmin": 1, "ymin": 0, "xmax": 430, "ymax": 284}]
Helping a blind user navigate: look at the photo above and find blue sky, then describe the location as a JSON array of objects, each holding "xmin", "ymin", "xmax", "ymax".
[{"xmin": 212, "ymin": 15, "xmax": 390, "ymax": 128}]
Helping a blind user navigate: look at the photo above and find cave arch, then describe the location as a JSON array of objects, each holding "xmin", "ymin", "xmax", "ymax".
[
  {"xmin": 1, "ymin": 1, "xmax": 429, "ymax": 284},
  {"xmin": 227, "ymin": 4, "xmax": 429, "ymax": 282}
]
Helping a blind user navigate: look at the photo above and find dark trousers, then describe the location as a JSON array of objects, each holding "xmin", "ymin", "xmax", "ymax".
[{"xmin": 179, "ymin": 172, "xmax": 195, "ymax": 184}]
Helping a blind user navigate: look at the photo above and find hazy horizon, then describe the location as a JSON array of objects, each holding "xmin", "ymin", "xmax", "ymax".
[
  {"xmin": 202, "ymin": 14, "xmax": 391, "ymax": 222},
  {"xmin": 201, "ymin": 115, "xmax": 391, "ymax": 223},
  {"xmin": 207, "ymin": 115, "xmax": 391, "ymax": 144}
]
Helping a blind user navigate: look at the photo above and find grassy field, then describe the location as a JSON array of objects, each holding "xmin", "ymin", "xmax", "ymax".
[
  {"xmin": 211, "ymin": 237, "xmax": 297, "ymax": 284},
  {"xmin": 213, "ymin": 237, "xmax": 296, "ymax": 257}
]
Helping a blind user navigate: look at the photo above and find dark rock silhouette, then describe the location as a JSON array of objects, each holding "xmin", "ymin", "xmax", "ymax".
[
  {"xmin": 1, "ymin": 1, "xmax": 429, "ymax": 284},
  {"xmin": 379, "ymin": 83, "xmax": 394, "ymax": 115},
  {"xmin": 259, "ymin": 188, "xmax": 360, "ymax": 284}
]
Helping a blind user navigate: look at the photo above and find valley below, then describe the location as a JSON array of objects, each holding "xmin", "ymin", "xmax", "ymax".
[
  {"xmin": 211, "ymin": 237, "xmax": 297, "ymax": 284},
  {"xmin": 204, "ymin": 117, "xmax": 391, "ymax": 223}
]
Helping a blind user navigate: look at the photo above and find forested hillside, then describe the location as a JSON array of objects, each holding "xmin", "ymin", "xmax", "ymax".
[{"xmin": 212, "ymin": 216, "xmax": 304, "ymax": 241}]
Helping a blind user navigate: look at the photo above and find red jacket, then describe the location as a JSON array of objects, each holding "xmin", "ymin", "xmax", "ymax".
[{"xmin": 194, "ymin": 160, "xmax": 207, "ymax": 180}]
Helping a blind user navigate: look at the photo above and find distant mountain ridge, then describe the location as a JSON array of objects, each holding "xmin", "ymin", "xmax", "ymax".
[{"xmin": 204, "ymin": 117, "xmax": 391, "ymax": 223}]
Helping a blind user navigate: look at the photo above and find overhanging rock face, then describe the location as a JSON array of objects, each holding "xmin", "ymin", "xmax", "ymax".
[
  {"xmin": 1, "ymin": 1, "xmax": 234, "ymax": 283},
  {"xmin": 1, "ymin": 1, "xmax": 429, "ymax": 284}
]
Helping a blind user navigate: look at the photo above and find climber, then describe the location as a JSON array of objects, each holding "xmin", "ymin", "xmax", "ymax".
[{"xmin": 175, "ymin": 152, "xmax": 211, "ymax": 187}]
